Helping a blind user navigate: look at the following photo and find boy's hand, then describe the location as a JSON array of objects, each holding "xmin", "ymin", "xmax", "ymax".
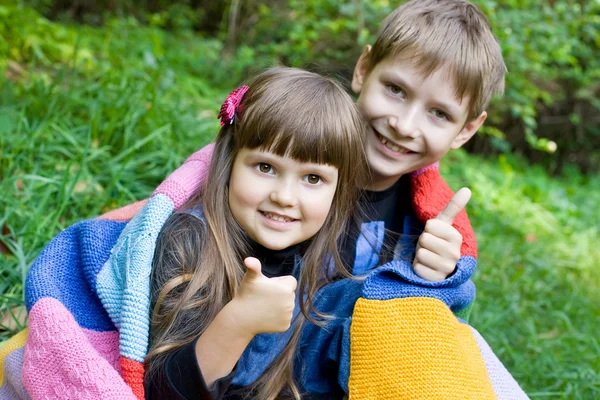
[
  {"xmin": 230, "ymin": 257, "xmax": 297, "ymax": 335},
  {"xmin": 413, "ymin": 188, "xmax": 471, "ymax": 282}
]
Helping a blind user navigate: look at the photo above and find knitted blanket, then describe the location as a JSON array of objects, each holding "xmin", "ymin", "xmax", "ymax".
[{"xmin": 0, "ymin": 144, "xmax": 528, "ymax": 399}]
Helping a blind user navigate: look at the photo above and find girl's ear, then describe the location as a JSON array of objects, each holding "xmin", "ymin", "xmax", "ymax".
[
  {"xmin": 352, "ymin": 45, "xmax": 372, "ymax": 94},
  {"xmin": 451, "ymin": 111, "xmax": 487, "ymax": 150}
]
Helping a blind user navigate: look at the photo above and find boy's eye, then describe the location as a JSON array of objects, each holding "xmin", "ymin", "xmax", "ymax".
[
  {"xmin": 256, "ymin": 163, "xmax": 274, "ymax": 174},
  {"xmin": 431, "ymin": 109, "xmax": 449, "ymax": 121},
  {"xmin": 304, "ymin": 174, "xmax": 323, "ymax": 185},
  {"xmin": 388, "ymin": 85, "xmax": 405, "ymax": 97}
]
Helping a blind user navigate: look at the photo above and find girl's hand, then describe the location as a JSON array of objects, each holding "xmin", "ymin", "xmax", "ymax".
[
  {"xmin": 230, "ymin": 257, "xmax": 297, "ymax": 335},
  {"xmin": 412, "ymin": 188, "xmax": 471, "ymax": 282}
]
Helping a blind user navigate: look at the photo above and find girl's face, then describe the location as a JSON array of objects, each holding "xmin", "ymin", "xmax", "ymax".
[{"xmin": 229, "ymin": 148, "xmax": 339, "ymax": 250}]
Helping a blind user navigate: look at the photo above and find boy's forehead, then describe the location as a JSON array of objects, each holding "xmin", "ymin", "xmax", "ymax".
[{"xmin": 372, "ymin": 53, "xmax": 469, "ymax": 110}]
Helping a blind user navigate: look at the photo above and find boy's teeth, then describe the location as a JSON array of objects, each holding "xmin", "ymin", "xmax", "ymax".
[
  {"xmin": 379, "ymin": 134, "xmax": 408, "ymax": 153},
  {"xmin": 265, "ymin": 212, "xmax": 292, "ymax": 222}
]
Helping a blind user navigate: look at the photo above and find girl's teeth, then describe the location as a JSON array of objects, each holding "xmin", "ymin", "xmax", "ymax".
[{"xmin": 265, "ymin": 212, "xmax": 292, "ymax": 222}]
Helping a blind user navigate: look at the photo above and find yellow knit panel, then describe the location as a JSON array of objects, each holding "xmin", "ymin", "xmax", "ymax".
[
  {"xmin": 0, "ymin": 328, "xmax": 28, "ymax": 387},
  {"xmin": 349, "ymin": 298, "xmax": 496, "ymax": 400}
]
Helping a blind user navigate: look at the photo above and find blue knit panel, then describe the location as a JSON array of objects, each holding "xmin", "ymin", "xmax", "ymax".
[
  {"xmin": 25, "ymin": 219, "xmax": 125, "ymax": 331},
  {"xmin": 295, "ymin": 278, "xmax": 362, "ymax": 394},
  {"xmin": 96, "ymin": 194, "xmax": 174, "ymax": 362},
  {"xmin": 361, "ymin": 256, "xmax": 477, "ymax": 311},
  {"xmin": 352, "ymin": 221, "xmax": 384, "ymax": 276},
  {"xmin": 232, "ymin": 298, "xmax": 301, "ymax": 386},
  {"xmin": 296, "ymin": 221, "xmax": 383, "ymax": 394}
]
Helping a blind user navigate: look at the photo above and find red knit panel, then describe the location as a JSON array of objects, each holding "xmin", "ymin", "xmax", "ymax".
[
  {"xmin": 120, "ymin": 357, "xmax": 145, "ymax": 400},
  {"xmin": 410, "ymin": 168, "xmax": 477, "ymax": 258}
]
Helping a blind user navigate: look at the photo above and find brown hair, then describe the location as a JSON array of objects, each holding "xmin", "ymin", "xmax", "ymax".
[
  {"xmin": 366, "ymin": 0, "xmax": 507, "ymax": 121},
  {"xmin": 146, "ymin": 67, "xmax": 368, "ymax": 399}
]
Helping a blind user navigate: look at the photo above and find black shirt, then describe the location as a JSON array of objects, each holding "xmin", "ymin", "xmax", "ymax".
[{"xmin": 145, "ymin": 222, "xmax": 303, "ymax": 400}]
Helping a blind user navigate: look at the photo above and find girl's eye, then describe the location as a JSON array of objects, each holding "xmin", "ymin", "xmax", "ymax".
[
  {"xmin": 256, "ymin": 163, "xmax": 274, "ymax": 174},
  {"xmin": 304, "ymin": 174, "xmax": 323, "ymax": 185},
  {"xmin": 431, "ymin": 109, "xmax": 449, "ymax": 121}
]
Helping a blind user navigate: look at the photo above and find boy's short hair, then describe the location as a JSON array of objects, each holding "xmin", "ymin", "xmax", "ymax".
[{"xmin": 366, "ymin": 0, "xmax": 507, "ymax": 121}]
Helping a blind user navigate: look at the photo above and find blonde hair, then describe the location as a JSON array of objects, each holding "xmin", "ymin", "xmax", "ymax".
[
  {"xmin": 146, "ymin": 67, "xmax": 368, "ymax": 399},
  {"xmin": 366, "ymin": 0, "xmax": 507, "ymax": 121}
]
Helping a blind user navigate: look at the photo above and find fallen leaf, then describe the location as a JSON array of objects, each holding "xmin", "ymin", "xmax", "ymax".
[
  {"xmin": 73, "ymin": 181, "xmax": 88, "ymax": 193},
  {"xmin": 538, "ymin": 329, "xmax": 560, "ymax": 339},
  {"xmin": 0, "ymin": 305, "xmax": 27, "ymax": 331},
  {"xmin": 525, "ymin": 233, "xmax": 537, "ymax": 243},
  {"xmin": 0, "ymin": 223, "xmax": 14, "ymax": 255}
]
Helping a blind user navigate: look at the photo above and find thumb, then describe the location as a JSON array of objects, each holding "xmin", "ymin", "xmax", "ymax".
[
  {"xmin": 243, "ymin": 257, "xmax": 264, "ymax": 280},
  {"xmin": 435, "ymin": 187, "xmax": 472, "ymax": 224}
]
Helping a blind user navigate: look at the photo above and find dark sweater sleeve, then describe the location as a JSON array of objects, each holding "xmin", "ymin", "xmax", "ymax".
[{"xmin": 145, "ymin": 337, "xmax": 237, "ymax": 400}]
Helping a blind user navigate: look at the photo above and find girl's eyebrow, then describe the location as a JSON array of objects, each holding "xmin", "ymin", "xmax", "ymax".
[
  {"xmin": 245, "ymin": 150, "xmax": 285, "ymax": 164},
  {"xmin": 247, "ymin": 150, "xmax": 337, "ymax": 178},
  {"xmin": 301, "ymin": 163, "xmax": 338, "ymax": 180}
]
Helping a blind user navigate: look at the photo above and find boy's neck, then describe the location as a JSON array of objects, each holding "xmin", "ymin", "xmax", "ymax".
[{"xmin": 364, "ymin": 173, "xmax": 403, "ymax": 192}]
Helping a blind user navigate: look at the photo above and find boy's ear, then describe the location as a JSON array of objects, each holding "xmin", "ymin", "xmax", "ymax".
[
  {"xmin": 351, "ymin": 45, "xmax": 372, "ymax": 94},
  {"xmin": 450, "ymin": 111, "xmax": 487, "ymax": 149}
]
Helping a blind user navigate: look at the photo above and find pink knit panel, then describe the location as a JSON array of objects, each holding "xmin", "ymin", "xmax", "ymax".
[
  {"xmin": 84, "ymin": 329, "xmax": 121, "ymax": 373},
  {"xmin": 97, "ymin": 199, "xmax": 149, "ymax": 222},
  {"xmin": 23, "ymin": 298, "xmax": 135, "ymax": 399},
  {"xmin": 153, "ymin": 143, "xmax": 215, "ymax": 210},
  {"xmin": 410, "ymin": 161, "xmax": 440, "ymax": 178}
]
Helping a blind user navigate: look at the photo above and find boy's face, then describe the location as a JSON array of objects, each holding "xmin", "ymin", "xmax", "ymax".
[{"xmin": 352, "ymin": 47, "xmax": 487, "ymax": 191}]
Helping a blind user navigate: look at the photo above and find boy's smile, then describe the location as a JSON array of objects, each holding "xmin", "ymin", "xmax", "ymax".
[{"xmin": 352, "ymin": 47, "xmax": 486, "ymax": 191}]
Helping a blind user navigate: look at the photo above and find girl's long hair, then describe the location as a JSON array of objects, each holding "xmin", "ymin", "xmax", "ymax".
[{"xmin": 145, "ymin": 67, "xmax": 369, "ymax": 399}]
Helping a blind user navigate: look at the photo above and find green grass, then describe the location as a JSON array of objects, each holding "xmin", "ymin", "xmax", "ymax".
[
  {"xmin": 442, "ymin": 151, "xmax": 600, "ymax": 399},
  {"xmin": 1, "ymin": 7, "xmax": 599, "ymax": 399}
]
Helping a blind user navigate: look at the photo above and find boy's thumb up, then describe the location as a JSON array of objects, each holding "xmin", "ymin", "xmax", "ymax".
[
  {"xmin": 435, "ymin": 187, "xmax": 472, "ymax": 224},
  {"xmin": 243, "ymin": 257, "xmax": 264, "ymax": 280}
]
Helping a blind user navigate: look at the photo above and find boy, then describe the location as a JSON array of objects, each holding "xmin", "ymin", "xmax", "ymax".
[
  {"xmin": 298, "ymin": 1, "xmax": 527, "ymax": 399},
  {"xmin": 348, "ymin": 0, "xmax": 507, "ymax": 282}
]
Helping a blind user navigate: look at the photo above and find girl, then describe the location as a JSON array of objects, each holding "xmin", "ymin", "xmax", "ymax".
[{"xmin": 145, "ymin": 67, "xmax": 368, "ymax": 399}]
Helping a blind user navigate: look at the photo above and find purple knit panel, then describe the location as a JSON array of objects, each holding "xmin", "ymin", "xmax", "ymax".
[
  {"xmin": 0, "ymin": 346, "xmax": 30, "ymax": 399},
  {"xmin": 470, "ymin": 327, "xmax": 529, "ymax": 399}
]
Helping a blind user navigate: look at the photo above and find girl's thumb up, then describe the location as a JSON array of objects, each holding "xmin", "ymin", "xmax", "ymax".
[{"xmin": 243, "ymin": 257, "xmax": 264, "ymax": 281}]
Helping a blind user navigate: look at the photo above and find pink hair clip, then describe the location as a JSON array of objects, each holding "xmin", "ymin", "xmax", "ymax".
[{"xmin": 217, "ymin": 85, "xmax": 249, "ymax": 127}]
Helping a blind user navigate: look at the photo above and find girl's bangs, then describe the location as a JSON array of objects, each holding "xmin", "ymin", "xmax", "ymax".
[{"xmin": 235, "ymin": 93, "xmax": 355, "ymax": 168}]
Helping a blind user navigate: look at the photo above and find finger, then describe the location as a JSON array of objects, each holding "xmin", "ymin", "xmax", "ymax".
[
  {"xmin": 435, "ymin": 187, "xmax": 472, "ymax": 224},
  {"xmin": 413, "ymin": 262, "xmax": 447, "ymax": 282},
  {"xmin": 243, "ymin": 257, "xmax": 264, "ymax": 280},
  {"xmin": 414, "ymin": 248, "xmax": 457, "ymax": 277},
  {"xmin": 272, "ymin": 275, "xmax": 298, "ymax": 292},
  {"xmin": 421, "ymin": 221, "xmax": 463, "ymax": 246}
]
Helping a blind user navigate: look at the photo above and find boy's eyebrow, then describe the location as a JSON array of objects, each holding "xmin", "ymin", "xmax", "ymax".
[
  {"xmin": 382, "ymin": 70, "xmax": 463, "ymax": 116},
  {"xmin": 381, "ymin": 71, "xmax": 415, "ymax": 93},
  {"xmin": 432, "ymin": 100, "xmax": 461, "ymax": 117}
]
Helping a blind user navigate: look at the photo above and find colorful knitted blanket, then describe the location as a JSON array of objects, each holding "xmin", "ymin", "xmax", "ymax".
[{"xmin": 0, "ymin": 144, "xmax": 528, "ymax": 399}]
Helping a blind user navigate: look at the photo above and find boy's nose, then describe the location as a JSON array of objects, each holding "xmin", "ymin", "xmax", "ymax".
[
  {"xmin": 389, "ymin": 109, "xmax": 421, "ymax": 139},
  {"xmin": 269, "ymin": 181, "xmax": 298, "ymax": 207}
]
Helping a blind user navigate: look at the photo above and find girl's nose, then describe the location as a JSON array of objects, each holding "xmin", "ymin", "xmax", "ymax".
[{"xmin": 269, "ymin": 181, "xmax": 298, "ymax": 207}]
